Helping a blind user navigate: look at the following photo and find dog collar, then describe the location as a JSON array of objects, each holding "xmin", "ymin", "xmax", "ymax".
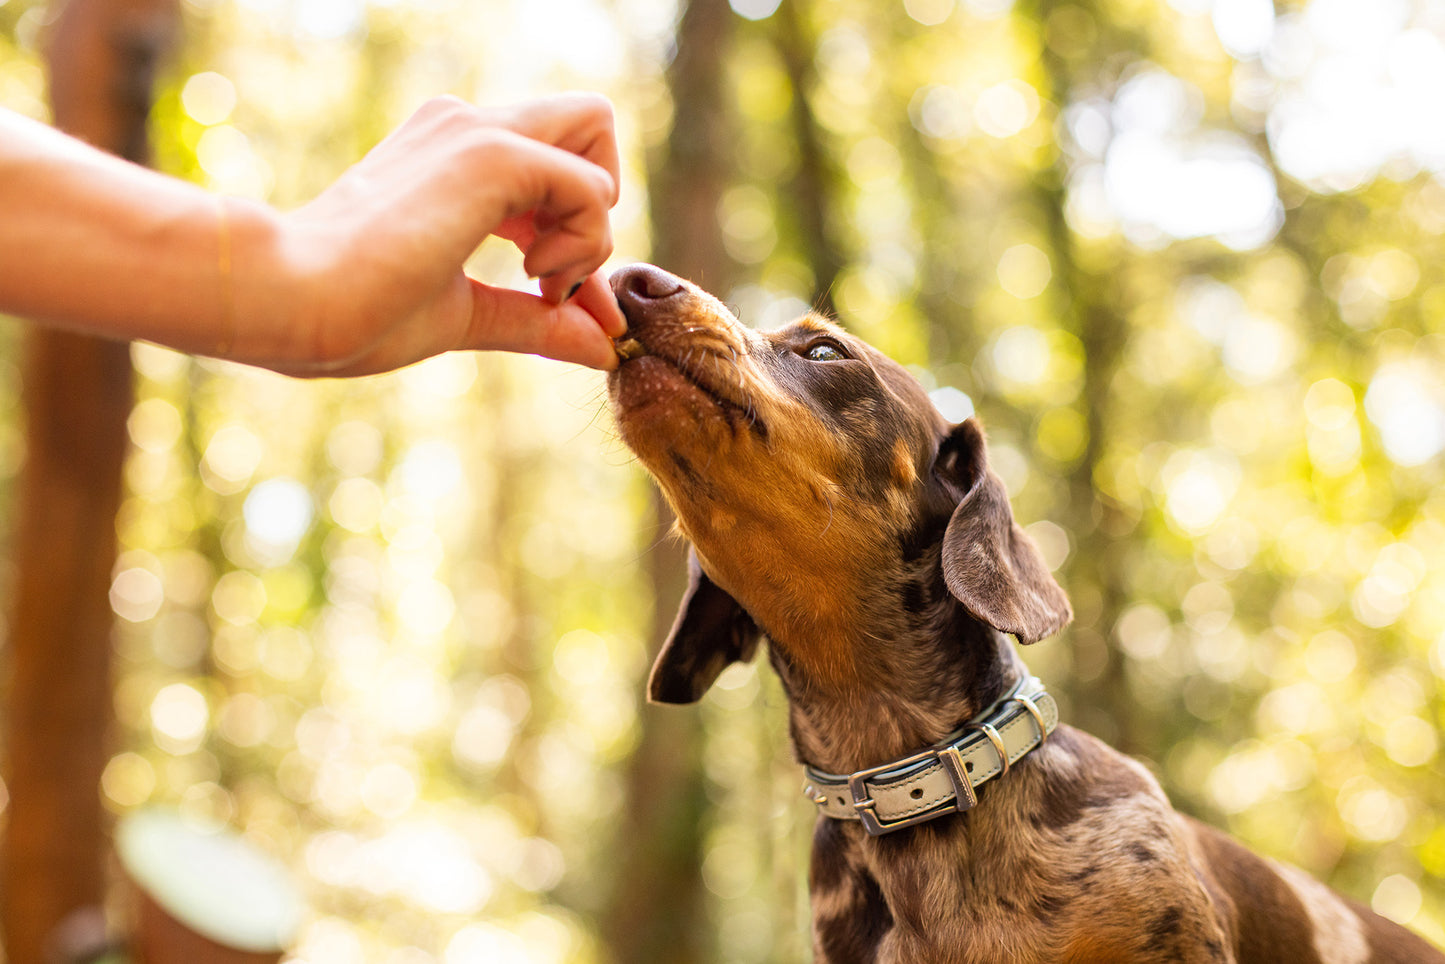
[{"xmin": 802, "ymin": 676, "xmax": 1058, "ymax": 836}]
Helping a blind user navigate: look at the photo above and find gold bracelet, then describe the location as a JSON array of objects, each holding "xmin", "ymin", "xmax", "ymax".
[{"xmin": 214, "ymin": 195, "xmax": 236, "ymax": 358}]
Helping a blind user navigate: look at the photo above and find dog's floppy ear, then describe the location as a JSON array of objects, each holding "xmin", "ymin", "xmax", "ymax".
[
  {"xmin": 648, "ymin": 549, "xmax": 762, "ymax": 704},
  {"xmin": 936, "ymin": 418, "xmax": 1071, "ymax": 644}
]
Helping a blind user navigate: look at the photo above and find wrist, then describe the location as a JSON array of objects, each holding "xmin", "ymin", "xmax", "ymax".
[{"xmin": 224, "ymin": 200, "xmax": 330, "ymax": 369}]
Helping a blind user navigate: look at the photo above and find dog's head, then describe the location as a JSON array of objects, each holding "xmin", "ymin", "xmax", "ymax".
[{"xmin": 607, "ymin": 264, "xmax": 1070, "ymax": 703}]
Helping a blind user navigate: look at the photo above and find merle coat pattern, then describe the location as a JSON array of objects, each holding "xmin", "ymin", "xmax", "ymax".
[{"xmin": 606, "ymin": 263, "xmax": 1444, "ymax": 964}]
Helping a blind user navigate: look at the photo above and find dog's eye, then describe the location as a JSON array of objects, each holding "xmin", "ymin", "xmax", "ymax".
[{"xmin": 803, "ymin": 342, "xmax": 848, "ymax": 362}]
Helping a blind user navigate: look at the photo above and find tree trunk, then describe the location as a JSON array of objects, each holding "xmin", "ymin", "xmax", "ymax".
[
  {"xmin": 1026, "ymin": 0, "xmax": 1139, "ymax": 752},
  {"xmin": 772, "ymin": 0, "xmax": 846, "ymax": 315},
  {"xmin": 1, "ymin": 0, "xmax": 177, "ymax": 960},
  {"xmin": 598, "ymin": 1, "xmax": 741, "ymax": 961}
]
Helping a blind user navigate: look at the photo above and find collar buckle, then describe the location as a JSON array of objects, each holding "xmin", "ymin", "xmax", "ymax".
[{"xmin": 847, "ymin": 743, "xmax": 977, "ymax": 836}]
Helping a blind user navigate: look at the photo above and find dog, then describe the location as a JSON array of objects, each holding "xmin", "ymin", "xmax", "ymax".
[{"xmin": 605, "ymin": 262, "xmax": 1444, "ymax": 964}]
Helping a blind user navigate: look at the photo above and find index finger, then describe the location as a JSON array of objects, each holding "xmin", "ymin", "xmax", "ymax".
[{"xmin": 486, "ymin": 93, "xmax": 621, "ymax": 204}]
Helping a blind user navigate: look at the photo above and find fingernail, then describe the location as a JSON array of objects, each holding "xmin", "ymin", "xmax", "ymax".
[{"xmin": 566, "ymin": 281, "xmax": 584, "ymax": 301}]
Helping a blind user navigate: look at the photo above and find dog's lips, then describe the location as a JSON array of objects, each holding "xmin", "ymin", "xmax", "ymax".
[{"xmin": 610, "ymin": 348, "xmax": 764, "ymax": 440}]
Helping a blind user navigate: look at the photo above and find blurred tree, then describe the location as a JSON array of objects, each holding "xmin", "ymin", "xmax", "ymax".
[
  {"xmin": 771, "ymin": 0, "xmax": 846, "ymax": 315},
  {"xmin": 0, "ymin": 0, "xmax": 177, "ymax": 960},
  {"xmin": 1020, "ymin": 0, "xmax": 1141, "ymax": 753},
  {"xmin": 598, "ymin": 2, "xmax": 741, "ymax": 962}
]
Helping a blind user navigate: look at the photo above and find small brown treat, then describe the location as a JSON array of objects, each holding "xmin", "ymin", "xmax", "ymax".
[{"xmin": 614, "ymin": 338, "xmax": 647, "ymax": 361}]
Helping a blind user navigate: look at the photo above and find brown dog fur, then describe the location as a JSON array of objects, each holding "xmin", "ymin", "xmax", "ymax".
[{"xmin": 606, "ymin": 264, "xmax": 1444, "ymax": 964}]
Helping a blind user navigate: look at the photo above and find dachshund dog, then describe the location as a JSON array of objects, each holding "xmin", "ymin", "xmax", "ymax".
[{"xmin": 606, "ymin": 263, "xmax": 1444, "ymax": 964}]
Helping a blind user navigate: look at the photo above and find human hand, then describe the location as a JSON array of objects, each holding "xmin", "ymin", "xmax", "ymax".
[{"xmin": 255, "ymin": 92, "xmax": 626, "ymax": 377}]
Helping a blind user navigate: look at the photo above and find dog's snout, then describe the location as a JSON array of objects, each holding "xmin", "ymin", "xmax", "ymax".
[{"xmin": 611, "ymin": 264, "xmax": 687, "ymax": 325}]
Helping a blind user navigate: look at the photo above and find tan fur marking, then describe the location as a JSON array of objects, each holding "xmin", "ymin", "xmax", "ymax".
[
  {"xmin": 890, "ymin": 438, "xmax": 918, "ymax": 490},
  {"xmin": 1062, "ymin": 935, "xmax": 1148, "ymax": 963}
]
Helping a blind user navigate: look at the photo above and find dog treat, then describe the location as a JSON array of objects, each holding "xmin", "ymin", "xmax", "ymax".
[{"xmin": 614, "ymin": 337, "xmax": 646, "ymax": 361}]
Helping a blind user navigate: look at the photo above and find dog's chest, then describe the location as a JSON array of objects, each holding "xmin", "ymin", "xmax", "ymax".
[
  {"xmin": 807, "ymin": 737, "xmax": 1240, "ymax": 964},
  {"xmin": 812, "ymin": 828, "xmax": 1235, "ymax": 964}
]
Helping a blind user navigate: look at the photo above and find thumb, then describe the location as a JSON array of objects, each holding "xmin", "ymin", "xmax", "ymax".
[{"xmin": 465, "ymin": 280, "xmax": 619, "ymax": 371}]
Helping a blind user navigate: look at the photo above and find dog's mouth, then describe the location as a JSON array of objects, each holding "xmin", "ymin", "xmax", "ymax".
[
  {"xmin": 607, "ymin": 264, "xmax": 768, "ymax": 441},
  {"xmin": 613, "ymin": 341, "xmax": 766, "ymax": 440}
]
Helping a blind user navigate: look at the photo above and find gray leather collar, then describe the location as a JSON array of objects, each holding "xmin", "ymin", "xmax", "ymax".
[{"xmin": 802, "ymin": 676, "xmax": 1058, "ymax": 835}]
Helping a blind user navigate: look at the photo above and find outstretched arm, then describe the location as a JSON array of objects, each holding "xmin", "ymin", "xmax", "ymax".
[{"xmin": 0, "ymin": 92, "xmax": 626, "ymax": 376}]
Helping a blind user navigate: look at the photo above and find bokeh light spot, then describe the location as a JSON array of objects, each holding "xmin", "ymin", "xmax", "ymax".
[
  {"xmin": 101, "ymin": 752, "xmax": 156, "ymax": 808},
  {"xmin": 202, "ymin": 424, "xmax": 264, "ymax": 494},
  {"xmin": 111, "ymin": 566, "xmax": 165, "ymax": 623},
  {"xmin": 996, "ymin": 243, "xmax": 1052, "ymax": 299},
  {"xmin": 974, "ymin": 80, "xmax": 1040, "ymax": 138},
  {"xmin": 181, "ymin": 71, "xmax": 238, "ymax": 126},
  {"xmin": 904, "ymin": 0, "xmax": 954, "ymax": 26},
  {"xmin": 1373, "ymin": 875, "xmax": 1423, "ymax": 926},
  {"xmin": 244, "ymin": 478, "xmax": 314, "ymax": 564},
  {"xmin": 1365, "ymin": 361, "xmax": 1445, "ymax": 466},
  {"xmin": 150, "ymin": 683, "xmax": 209, "ymax": 754}
]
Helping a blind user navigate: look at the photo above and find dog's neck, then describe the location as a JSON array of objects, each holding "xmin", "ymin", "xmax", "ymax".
[{"xmin": 763, "ymin": 545, "xmax": 1029, "ymax": 776}]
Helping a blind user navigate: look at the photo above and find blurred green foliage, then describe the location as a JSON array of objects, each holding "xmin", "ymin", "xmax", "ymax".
[{"xmin": 2, "ymin": 0, "xmax": 1444, "ymax": 960}]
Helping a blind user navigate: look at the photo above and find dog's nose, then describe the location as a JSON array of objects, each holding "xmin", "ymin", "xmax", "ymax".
[{"xmin": 610, "ymin": 264, "xmax": 687, "ymax": 325}]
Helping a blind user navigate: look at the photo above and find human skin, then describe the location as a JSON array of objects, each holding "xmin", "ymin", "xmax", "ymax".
[{"xmin": 0, "ymin": 91, "xmax": 627, "ymax": 376}]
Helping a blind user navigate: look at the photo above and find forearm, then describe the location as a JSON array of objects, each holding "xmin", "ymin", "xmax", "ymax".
[
  {"xmin": 0, "ymin": 110, "xmax": 294, "ymax": 359},
  {"xmin": 0, "ymin": 94, "xmax": 626, "ymax": 376}
]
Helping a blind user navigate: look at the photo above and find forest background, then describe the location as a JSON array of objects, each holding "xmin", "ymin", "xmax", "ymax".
[{"xmin": 1, "ymin": 0, "xmax": 1444, "ymax": 961}]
